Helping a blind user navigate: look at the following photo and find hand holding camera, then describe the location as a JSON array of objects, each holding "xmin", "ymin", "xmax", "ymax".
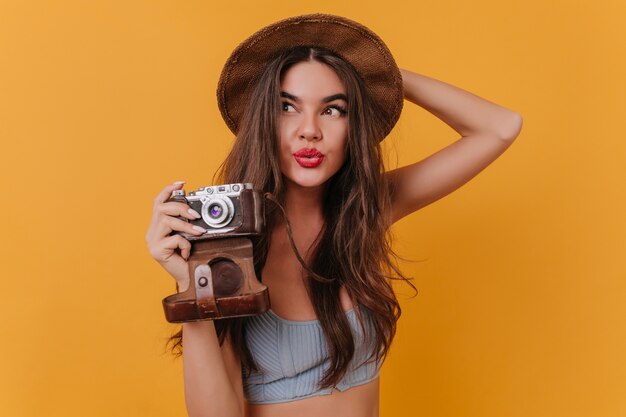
[
  {"xmin": 145, "ymin": 181, "xmax": 206, "ymax": 291},
  {"xmin": 148, "ymin": 181, "xmax": 270, "ymax": 322}
]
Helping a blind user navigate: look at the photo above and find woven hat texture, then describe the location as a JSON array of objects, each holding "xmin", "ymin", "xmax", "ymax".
[{"xmin": 217, "ymin": 13, "xmax": 403, "ymax": 141}]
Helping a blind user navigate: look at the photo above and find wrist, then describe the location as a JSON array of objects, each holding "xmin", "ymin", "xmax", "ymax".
[{"xmin": 176, "ymin": 278, "xmax": 190, "ymax": 293}]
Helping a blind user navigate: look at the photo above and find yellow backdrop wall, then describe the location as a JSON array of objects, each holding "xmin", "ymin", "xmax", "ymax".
[{"xmin": 1, "ymin": 0, "xmax": 624, "ymax": 416}]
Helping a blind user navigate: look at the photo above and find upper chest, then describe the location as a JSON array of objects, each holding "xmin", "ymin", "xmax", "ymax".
[{"xmin": 260, "ymin": 223, "xmax": 354, "ymax": 321}]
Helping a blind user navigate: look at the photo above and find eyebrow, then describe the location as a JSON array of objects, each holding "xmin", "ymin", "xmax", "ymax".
[{"xmin": 280, "ymin": 92, "xmax": 348, "ymax": 103}]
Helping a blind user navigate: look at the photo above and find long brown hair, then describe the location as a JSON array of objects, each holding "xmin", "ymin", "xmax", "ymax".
[{"xmin": 168, "ymin": 46, "xmax": 415, "ymax": 389}]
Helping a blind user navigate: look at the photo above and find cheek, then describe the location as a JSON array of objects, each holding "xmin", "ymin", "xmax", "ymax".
[
  {"xmin": 338, "ymin": 146, "xmax": 348, "ymax": 167},
  {"xmin": 337, "ymin": 126, "xmax": 349, "ymax": 159},
  {"xmin": 279, "ymin": 117, "xmax": 298, "ymax": 139},
  {"xmin": 325, "ymin": 120, "xmax": 348, "ymax": 143},
  {"xmin": 278, "ymin": 138, "xmax": 292, "ymax": 170}
]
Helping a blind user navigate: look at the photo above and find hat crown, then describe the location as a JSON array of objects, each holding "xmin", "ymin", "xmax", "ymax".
[{"xmin": 217, "ymin": 13, "xmax": 403, "ymax": 142}]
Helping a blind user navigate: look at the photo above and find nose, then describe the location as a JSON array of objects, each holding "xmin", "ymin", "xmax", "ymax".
[{"xmin": 297, "ymin": 113, "xmax": 322, "ymax": 142}]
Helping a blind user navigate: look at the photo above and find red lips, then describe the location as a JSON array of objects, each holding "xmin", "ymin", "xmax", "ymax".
[{"xmin": 293, "ymin": 148, "xmax": 324, "ymax": 168}]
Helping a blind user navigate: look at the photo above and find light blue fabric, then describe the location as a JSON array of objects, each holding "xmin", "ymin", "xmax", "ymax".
[{"xmin": 242, "ymin": 306, "xmax": 381, "ymax": 404}]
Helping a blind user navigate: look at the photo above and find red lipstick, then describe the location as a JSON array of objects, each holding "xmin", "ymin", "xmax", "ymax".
[{"xmin": 293, "ymin": 148, "xmax": 324, "ymax": 168}]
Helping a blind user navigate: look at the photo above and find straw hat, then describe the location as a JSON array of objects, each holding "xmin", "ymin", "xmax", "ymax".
[{"xmin": 216, "ymin": 13, "xmax": 403, "ymax": 141}]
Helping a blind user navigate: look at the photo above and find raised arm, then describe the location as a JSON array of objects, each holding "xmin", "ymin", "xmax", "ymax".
[{"xmin": 387, "ymin": 69, "xmax": 523, "ymax": 222}]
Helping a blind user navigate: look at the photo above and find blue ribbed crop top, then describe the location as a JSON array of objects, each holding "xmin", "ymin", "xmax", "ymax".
[{"xmin": 242, "ymin": 306, "xmax": 381, "ymax": 404}]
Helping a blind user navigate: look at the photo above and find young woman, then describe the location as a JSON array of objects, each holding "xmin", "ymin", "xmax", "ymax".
[{"xmin": 145, "ymin": 14, "xmax": 522, "ymax": 417}]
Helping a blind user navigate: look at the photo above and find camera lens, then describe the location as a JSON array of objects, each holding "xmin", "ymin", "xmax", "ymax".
[
  {"xmin": 209, "ymin": 203, "xmax": 223, "ymax": 219},
  {"xmin": 210, "ymin": 259, "xmax": 243, "ymax": 297},
  {"xmin": 201, "ymin": 195, "xmax": 235, "ymax": 228}
]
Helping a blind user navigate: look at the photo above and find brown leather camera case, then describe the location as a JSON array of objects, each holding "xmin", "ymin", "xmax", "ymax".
[{"xmin": 162, "ymin": 237, "xmax": 270, "ymax": 323}]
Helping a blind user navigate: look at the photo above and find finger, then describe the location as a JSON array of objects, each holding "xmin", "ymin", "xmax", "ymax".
[
  {"xmin": 152, "ymin": 215, "xmax": 206, "ymax": 240},
  {"xmin": 149, "ymin": 234, "xmax": 192, "ymax": 263},
  {"xmin": 146, "ymin": 204, "xmax": 202, "ymax": 243},
  {"xmin": 178, "ymin": 236, "xmax": 192, "ymax": 261},
  {"xmin": 153, "ymin": 181, "xmax": 186, "ymax": 207},
  {"xmin": 146, "ymin": 181, "xmax": 191, "ymax": 243},
  {"xmin": 156, "ymin": 201, "xmax": 203, "ymax": 221}
]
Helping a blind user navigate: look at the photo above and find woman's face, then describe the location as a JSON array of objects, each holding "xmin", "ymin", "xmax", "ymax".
[{"xmin": 278, "ymin": 60, "xmax": 349, "ymax": 190}]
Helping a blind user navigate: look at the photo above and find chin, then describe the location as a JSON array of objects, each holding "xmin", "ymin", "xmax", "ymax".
[
  {"xmin": 283, "ymin": 171, "xmax": 333, "ymax": 190},
  {"xmin": 281, "ymin": 161, "xmax": 343, "ymax": 191},
  {"xmin": 285, "ymin": 177, "xmax": 329, "ymax": 190}
]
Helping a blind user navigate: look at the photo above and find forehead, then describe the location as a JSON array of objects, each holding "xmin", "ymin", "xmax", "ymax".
[{"xmin": 280, "ymin": 61, "xmax": 346, "ymax": 98}]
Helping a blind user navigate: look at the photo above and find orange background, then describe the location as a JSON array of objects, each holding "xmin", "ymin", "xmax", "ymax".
[{"xmin": 1, "ymin": 1, "xmax": 625, "ymax": 416}]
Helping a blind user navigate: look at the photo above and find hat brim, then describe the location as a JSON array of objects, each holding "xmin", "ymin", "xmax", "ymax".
[{"xmin": 217, "ymin": 13, "xmax": 403, "ymax": 142}]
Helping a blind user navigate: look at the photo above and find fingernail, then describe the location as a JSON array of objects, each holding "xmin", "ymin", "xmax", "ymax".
[
  {"xmin": 192, "ymin": 225, "xmax": 206, "ymax": 233},
  {"xmin": 188, "ymin": 208, "xmax": 201, "ymax": 219},
  {"xmin": 173, "ymin": 181, "xmax": 185, "ymax": 185}
]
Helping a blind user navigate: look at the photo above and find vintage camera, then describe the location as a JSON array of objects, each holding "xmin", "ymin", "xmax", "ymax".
[
  {"xmin": 162, "ymin": 183, "xmax": 270, "ymax": 323},
  {"xmin": 169, "ymin": 183, "xmax": 264, "ymax": 240}
]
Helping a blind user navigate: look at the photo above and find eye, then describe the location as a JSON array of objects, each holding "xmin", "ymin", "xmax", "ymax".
[
  {"xmin": 282, "ymin": 102, "xmax": 296, "ymax": 113},
  {"xmin": 322, "ymin": 105, "xmax": 347, "ymax": 117}
]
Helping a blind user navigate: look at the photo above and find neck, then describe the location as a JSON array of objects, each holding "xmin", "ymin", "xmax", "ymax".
[
  {"xmin": 282, "ymin": 181, "xmax": 326, "ymax": 223},
  {"xmin": 267, "ymin": 181, "xmax": 326, "ymax": 265}
]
